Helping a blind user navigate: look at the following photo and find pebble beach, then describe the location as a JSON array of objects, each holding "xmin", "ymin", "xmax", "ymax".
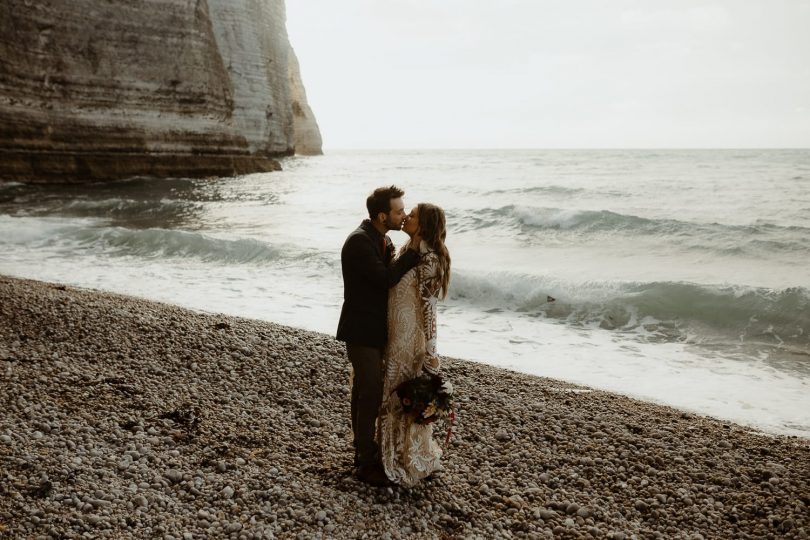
[{"xmin": 1, "ymin": 275, "xmax": 808, "ymax": 539}]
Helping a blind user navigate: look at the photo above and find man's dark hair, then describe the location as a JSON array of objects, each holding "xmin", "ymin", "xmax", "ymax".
[{"xmin": 366, "ymin": 185, "xmax": 404, "ymax": 219}]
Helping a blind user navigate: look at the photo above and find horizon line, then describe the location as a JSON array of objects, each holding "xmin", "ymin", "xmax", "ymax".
[{"xmin": 314, "ymin": 146, "xmax": 810, "ymax": 152}]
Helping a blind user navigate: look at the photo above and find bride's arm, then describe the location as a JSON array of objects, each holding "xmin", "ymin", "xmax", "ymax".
[{"xmin": 418, "ymin": 252, "xmax": 441, "ymax": 374}]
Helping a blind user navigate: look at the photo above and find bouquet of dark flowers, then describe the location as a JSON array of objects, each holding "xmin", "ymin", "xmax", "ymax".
[{"xmin": 394, "ymin": 372, "xmax": 454, "ymax": 425}]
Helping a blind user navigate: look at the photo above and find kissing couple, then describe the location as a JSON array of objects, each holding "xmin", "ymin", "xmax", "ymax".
[{"xmin": 336, "ymin": 185, "xmax": 452, "ymax": 487}]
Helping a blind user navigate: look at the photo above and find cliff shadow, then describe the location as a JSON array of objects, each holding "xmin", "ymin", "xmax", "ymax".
[{"xmin": 0, "ymin": 176, "xmax": 238, "ymax": 230}]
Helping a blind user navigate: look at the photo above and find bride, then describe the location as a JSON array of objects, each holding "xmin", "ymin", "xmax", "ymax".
[{"xmin": 376, "ymin": 202, "xmax": 451, "ymax": 487}]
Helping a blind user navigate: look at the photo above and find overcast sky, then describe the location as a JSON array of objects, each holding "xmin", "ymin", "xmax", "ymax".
[{"xmin": 286, "ymin": 1, "xmax": 810, "ymax": 149}]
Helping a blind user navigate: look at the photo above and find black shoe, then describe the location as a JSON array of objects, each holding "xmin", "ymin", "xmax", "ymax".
[{"xmin": 355, "ymin": 462, "xmax": 392, "ymax": 487}]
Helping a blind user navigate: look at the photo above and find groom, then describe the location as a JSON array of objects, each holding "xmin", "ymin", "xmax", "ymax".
[{"xmin": 337, "ymin": 185, "xmax": 422, "ymax": 486}]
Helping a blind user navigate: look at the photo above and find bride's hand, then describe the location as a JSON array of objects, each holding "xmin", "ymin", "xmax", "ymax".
[{"xmin": 422, "ymin": 353, "xmax": 441, "ymax": 374}]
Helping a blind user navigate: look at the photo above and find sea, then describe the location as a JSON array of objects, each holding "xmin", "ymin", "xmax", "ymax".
[{"xmin": 1, "ymin": 149, "xmax": 809, "ymax": 437}]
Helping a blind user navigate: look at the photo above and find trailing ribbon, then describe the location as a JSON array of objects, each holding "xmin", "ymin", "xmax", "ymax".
[{"xmin": 444, "ymin": 408, "xmax": 456, "ymax": 447}]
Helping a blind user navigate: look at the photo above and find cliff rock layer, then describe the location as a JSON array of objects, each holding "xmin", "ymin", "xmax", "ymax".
[{"xmin": 0, "ymin": 0, "xmax": 322, "ymax": 183}]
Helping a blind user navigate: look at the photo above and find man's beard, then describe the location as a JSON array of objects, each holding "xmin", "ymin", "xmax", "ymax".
[{"xmin": 384, "ymin": 215, "xmax": 402, "ymax": 231}]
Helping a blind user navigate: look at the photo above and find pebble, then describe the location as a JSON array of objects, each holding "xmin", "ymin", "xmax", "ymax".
[
  {"xmin": 577, "ymin": 507, "xmax": 592, "ymax": 518},
  {"xmin": 537, "ymin": 509, "xmax": 557, "ymax": 520},
  {"xmin": 165, "ymin": 469, "xmax": 183, "ymax": 483},
  {"xmin": 0, "ymin": 277, "xmax": 806, "ymax": 539},
  {"xmin": 507, "ymin": 495, "xmax": 525, "ymax": 508}
]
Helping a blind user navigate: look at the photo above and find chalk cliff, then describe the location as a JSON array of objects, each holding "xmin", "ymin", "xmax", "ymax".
[{"xmin": 0, "ymin": 0, "xmax": 322, "ymax": 183}]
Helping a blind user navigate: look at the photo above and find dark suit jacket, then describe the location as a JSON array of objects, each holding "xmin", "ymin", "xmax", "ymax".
[{"xmin": 336, "ymin": 220, "xmax": 419, "ymax": 349}]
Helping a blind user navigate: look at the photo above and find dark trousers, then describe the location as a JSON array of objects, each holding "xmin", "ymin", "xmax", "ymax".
[{"xmin": 347, "ymin": 343, "xmax": 383, "ymax": 466}]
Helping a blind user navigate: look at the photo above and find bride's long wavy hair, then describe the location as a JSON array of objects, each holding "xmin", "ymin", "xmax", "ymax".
[{"xmin": 416, "ymin": 203, "xmax": 451, "ymax": 300}]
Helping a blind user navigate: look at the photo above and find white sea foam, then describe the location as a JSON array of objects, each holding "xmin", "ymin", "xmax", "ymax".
[{"xmin": 1, "ymin": 149, "xmax": 809, "ymax": 437}]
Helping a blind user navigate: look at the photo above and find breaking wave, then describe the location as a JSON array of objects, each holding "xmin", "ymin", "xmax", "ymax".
[
  {"xmin": 454, "ymin": 205, "xmax": 810, "ymax": 254},
  {"xmin": 449, "ymin": 270, "xmax": 810, "ymax": 349},
  {"xmin": 0, "ymin": 215, "xmax": 324, "ymax": 266}
]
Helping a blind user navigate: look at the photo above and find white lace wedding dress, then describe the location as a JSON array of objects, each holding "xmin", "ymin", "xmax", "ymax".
[{"xmin": 377, "ymin": 241, "xmax": 444, "ymax": 487}]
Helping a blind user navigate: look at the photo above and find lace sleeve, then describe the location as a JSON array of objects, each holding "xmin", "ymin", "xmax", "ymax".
[{"xmin": 418, "ymin": 252, "xmax": 441, "ymax": 374}]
